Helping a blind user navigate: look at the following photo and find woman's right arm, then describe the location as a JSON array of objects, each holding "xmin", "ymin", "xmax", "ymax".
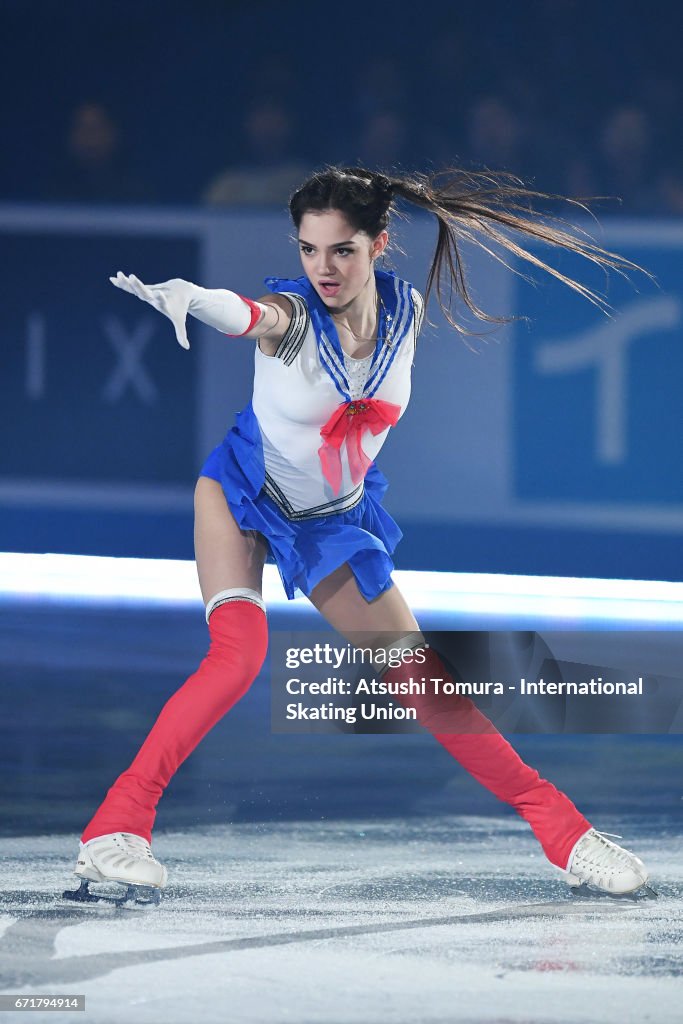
[
  {"xmin": 109, "ymin": 273, "xmax": 292, "ymax": 353},
  {"xmin": 246, "ymin": 293, "xmax": 294, "ymax": 356}
]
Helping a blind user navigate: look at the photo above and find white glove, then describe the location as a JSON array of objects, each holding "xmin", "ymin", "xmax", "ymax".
[{"xmin": 109, "ymin": 272, "xmax": 263, "ymax": 350}]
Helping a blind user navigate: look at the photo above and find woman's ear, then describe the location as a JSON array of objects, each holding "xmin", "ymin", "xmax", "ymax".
[{"xmin": 371, "ymin": 229, "xmax": 389, "ymax": 260}]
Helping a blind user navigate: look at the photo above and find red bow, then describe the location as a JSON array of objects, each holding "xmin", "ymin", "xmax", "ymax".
[{"xmin": 318, "ymin": 398, "xmax": 401, "ymax": 495}]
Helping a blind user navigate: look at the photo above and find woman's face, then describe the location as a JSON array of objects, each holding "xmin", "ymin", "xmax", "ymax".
[{"xmin": 298, "ymin": 209, "xmax": 388, "ymax": 309}]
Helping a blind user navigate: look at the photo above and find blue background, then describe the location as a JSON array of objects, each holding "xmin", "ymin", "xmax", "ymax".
[{"xmin": 514, "ymin": 247, "xmax": 683, "ymax": 503}]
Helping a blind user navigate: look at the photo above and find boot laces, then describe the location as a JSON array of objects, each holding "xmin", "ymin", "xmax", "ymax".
[
  {"xmin": 117, "ymin": 833, "xmax": 155, "ymax": 862},
  {"xmin": 576, "ymin": 830, "xmax": 635, "ymax": 873}
]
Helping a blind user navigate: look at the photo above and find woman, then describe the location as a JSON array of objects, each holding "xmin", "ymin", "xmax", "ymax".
[{"xmin": 68, "ymin": 166, "xmax": 652, "ymax": 904}]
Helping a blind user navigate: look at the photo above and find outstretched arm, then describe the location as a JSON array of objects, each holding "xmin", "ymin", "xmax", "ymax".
[{"xmin": 109, "ymin": 273, "xmax": 291, "ymax": 351}]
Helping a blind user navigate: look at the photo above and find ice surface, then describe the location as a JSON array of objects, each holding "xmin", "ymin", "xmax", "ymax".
[
  {"xmin": 2, "ymin": 593, "xmax": 682, "ymax": 1021},
  {"xmin": 0, "ymin": 818, "xmax": 681, "ymax": 1024}
]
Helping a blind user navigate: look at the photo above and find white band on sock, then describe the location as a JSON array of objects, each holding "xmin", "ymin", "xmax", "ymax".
[
  {"xmin": 372, "ymin": 631, "xmax": 427, "ymax": 677},
  {"xmin": 205, "ymin": 587, "xmax": 266, "ymax": 623}
]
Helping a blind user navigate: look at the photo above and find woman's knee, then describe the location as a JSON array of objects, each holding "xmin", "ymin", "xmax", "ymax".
[{"xmin": 206, "ymin": 592, "xmax": 269, "ymax": 679}]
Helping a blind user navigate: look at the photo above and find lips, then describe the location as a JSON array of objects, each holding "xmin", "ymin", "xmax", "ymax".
[{"xmin": 320, "ymin": 281, "xmax": 340, "ymax": 296}]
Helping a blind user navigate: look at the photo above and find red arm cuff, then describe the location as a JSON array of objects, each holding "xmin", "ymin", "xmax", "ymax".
[{"xmin": 224, "ymin": 295, "xmax": 263, "ymax": 337}]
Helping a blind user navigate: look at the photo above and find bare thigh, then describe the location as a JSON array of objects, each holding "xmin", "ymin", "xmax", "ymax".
[
  {"xmin": 308, "ymin": 562, "xmax": 421, "ymax": 649},
  {"xmin": 194, "ymin": 476, "xmax": 268, "ymax": 604}
]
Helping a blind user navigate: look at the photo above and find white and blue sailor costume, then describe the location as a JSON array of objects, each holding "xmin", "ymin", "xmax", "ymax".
[{"xmin": 199, "ymin": 268, "xmax": 425, "ymax": 601}]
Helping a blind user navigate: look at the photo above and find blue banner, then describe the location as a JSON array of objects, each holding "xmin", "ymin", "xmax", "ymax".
[
  {"xmin": 2, "ymin": 231, "xmax": 199, "ymax": 483},
  {"xmin": 513, "ymin": 242, "xmax": 682, "ymax": 503}
]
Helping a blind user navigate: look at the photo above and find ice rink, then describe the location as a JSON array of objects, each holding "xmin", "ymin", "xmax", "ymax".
[
  {"xmin": 1, "ymin": 818, "xmax": 682, "ymax": 1024},
  {"xmin": 1, "ymin": 558, "xmax": 682, "ymax": 1022}
]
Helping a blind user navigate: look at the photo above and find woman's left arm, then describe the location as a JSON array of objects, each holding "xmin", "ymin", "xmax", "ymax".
[{"xmin": 109, "ymin": 272, "xmax": 273, "ymax": 350}]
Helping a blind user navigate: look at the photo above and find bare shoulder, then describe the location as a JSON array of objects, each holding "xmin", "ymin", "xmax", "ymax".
[{"xmin": 245, "ymin": 293, "xmax": 294, "ymax": 357}]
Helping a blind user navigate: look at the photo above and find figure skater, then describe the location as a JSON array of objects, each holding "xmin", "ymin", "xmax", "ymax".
[{"xmin": 67, "ymin": 165, "xmax": 653, "ymax": 905}]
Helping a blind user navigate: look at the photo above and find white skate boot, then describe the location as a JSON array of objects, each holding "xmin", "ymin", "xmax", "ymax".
[
  {"xmin": 64, "ymin": 832, "xmax": 168, "ymax": 907},
  {"xmin": 564, "ymin": 828, "xmax": 656, "ymax": 899}
]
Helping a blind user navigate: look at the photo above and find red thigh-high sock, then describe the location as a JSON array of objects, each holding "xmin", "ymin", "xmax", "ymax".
[
  {"xmin": 81, "ymin": 592, "xmax": 268, "ymax": 844},
  {"xmin": 380, "ymin": 638, "xmax": 591, "ymax": 870}
]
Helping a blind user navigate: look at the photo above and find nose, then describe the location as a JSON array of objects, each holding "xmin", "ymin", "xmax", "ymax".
[{"xmin": 316, "ymin": 252, "xmax": 334, "ymax": 276}]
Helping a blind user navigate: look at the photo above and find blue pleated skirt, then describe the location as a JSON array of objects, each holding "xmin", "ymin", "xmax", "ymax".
[{"xmin": 198, "ymin": 402, "xmax": 402, "ymax": 601}]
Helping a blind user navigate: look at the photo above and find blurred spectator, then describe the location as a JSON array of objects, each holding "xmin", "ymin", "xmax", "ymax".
[
  {"xmin": 202, "ymin": 98, "xmax": 309, "ymax": 206},
  {"xmin": 640, "ymin": 74, "xmax": 681, "ymax": 170},
  {"xmin": 4, "ymin": 5, "xmax": 679, "ymax": 217},
  {"xmin": 355, "ymin": 110, "xmax": 413, "ymax": 171},
  {"xmin": 423, "ymin": 27, "xmax": 469, "ymax": 106},
  {"xmin": 641, "ymin": 74, "xmax": 679, "ymax": 133},
  {"xmin": 43, "ymin": 101, "xmax": 154, "ymax": 203},
  {"xmin": 556, "ymin": 105, "xmax": 660, "ymax": 216},
  {"xmin": 562, "ymin": 153, "xmax": 601, "ymax": 205},
  {"xmin": 417, "ymin": 29, "xmax": 468, "ymax": 169},
  {"xmin": 655, "ymin": 162, "xmax": 683, "ymax": 216},
  {"xmin": 464, "ymin": 95, "xmax": 529, "ymax": 177},
  {"xmin": 593, "ymin": 105, "xmax": 659, "ymax": 215},
  {"xmin": 355, "ymin": 56, "xmax": 413, "ymax": 122}
]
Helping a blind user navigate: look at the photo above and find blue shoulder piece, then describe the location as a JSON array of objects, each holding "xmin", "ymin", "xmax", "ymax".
[
  {"xmin": 263, "ymin": 270, "xmax": 417, "ymax": 401},
  {"xmin": 263, "ymin": 275, "xmax": 313, "ymax": 299}
]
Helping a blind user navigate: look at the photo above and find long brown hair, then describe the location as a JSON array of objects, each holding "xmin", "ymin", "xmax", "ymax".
[{"xmin": 289, "ymin": 164, "xmax": 655, "ymax": 338}]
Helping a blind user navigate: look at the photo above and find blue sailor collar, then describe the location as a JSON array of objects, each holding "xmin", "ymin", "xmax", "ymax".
[{"xmin": 263, "ymin": 268, "xmax": 416, "ymax": 401}]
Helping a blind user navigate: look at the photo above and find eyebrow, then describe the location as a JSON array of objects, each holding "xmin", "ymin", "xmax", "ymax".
[{"xmin": 298, "ymin": 239, "xmax": 358, "ymax": 248}]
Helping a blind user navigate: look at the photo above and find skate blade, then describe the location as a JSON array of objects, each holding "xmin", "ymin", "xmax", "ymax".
[
  {"xmin": 62, "ymin": 878, "xmax": 161, "ymax": 909},
  {"xmin": 569, "ymin": 881, "xmax": 659, "ymax": 902}
]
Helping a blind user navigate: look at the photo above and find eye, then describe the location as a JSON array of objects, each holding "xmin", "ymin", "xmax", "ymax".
[
  {"xmin": 299, "ymin": 245, "xmax": 314, "ymax": 256},
  {"xmin": 336, "ymin": 248, "xmax": 352, "ymax": 256}
]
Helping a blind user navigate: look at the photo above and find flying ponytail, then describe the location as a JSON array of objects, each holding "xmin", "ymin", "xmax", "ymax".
[{"xmin": 289, "ymin": 164, "xmax": 655, "ymax": 338}]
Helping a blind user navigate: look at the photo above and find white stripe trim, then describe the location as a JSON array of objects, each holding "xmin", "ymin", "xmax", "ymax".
[
  {"xmin": 206, "ymin": 587, "xmax": 265, "ymax": 622},
  {"xmin": 366, "ymin": 279, "xmax": 413, "ymax": 394}
]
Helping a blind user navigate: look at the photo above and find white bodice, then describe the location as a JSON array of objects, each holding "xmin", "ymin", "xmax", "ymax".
[{"xmin": 251, "ymin": 286, "xmax": 422, "ymax": 517}]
